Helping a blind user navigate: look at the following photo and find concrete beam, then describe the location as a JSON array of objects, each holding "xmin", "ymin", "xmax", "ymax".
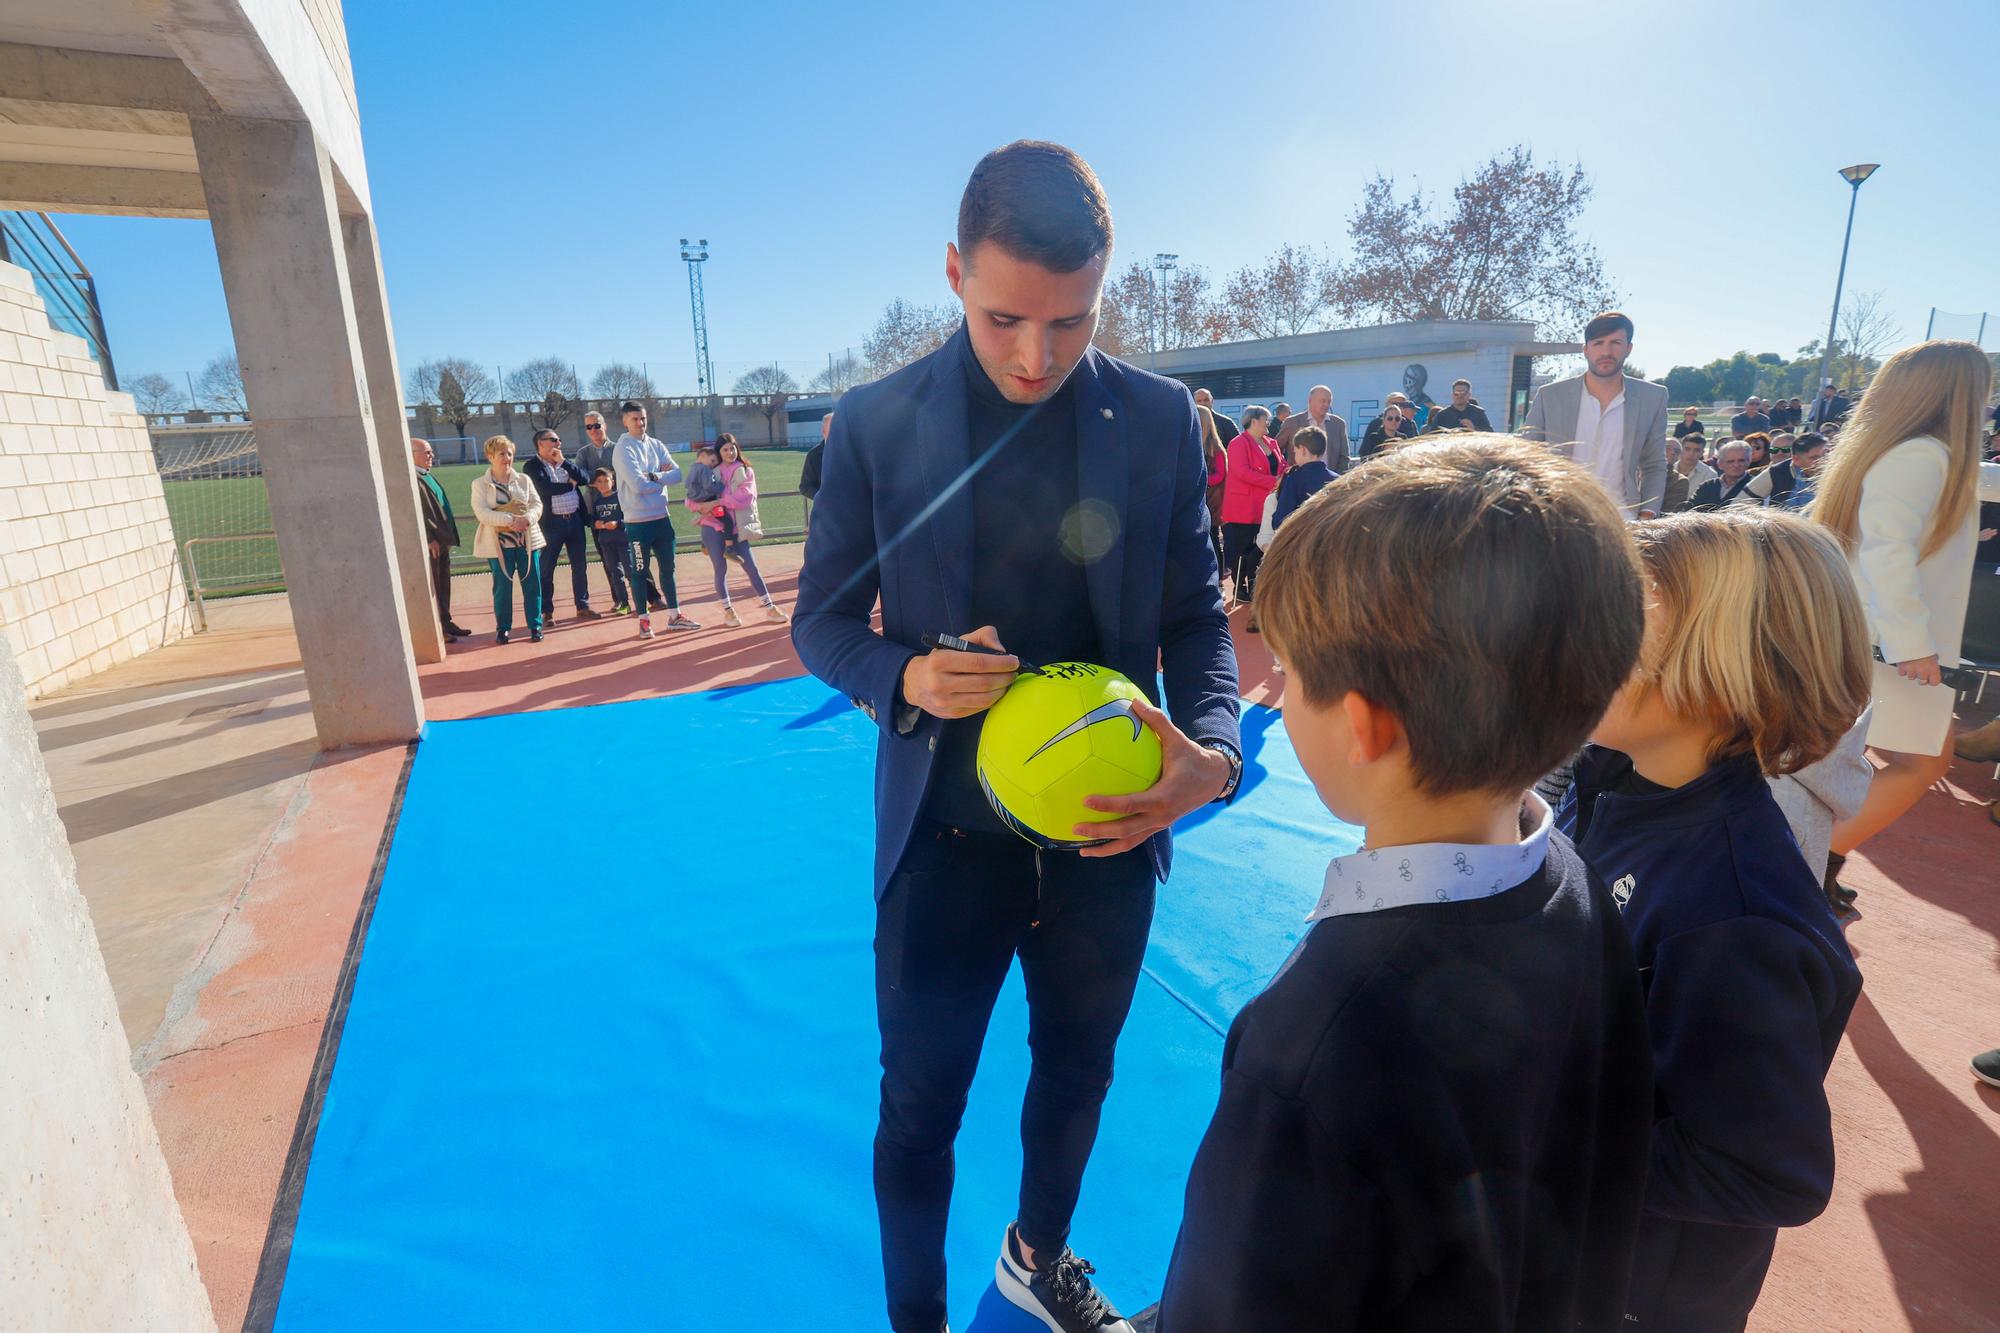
[
  {"xmin": 0, "ymin": 160, "xmax": 208, "ymax": 217},
  {"xmin": 164, "ymin": 0, "xmax": 370, "ymax": 215},
  {"xmin": 192, "ymin": 113, "xmax": 422, "ymax": 748},
  {"xmin": 341, "ymin": 210, "xmax": 446, "ymax": 666},
  {"xmin": 0, "ymin": 42, "xmax": 216, "ymax": 115}
]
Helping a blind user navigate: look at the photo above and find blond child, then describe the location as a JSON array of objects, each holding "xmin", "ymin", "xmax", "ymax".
[{"xmin": 1558, "ymin": 506, "xmax": 1872, "ymax": 1329}]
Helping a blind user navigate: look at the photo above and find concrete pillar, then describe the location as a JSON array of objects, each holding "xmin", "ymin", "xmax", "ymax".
[
  {"xmin": 191, "ymin": 115, "xmax": 422, "ymax": 747},
  {"xmin": 0, "ymin": 633, "xmax": 219, "ymax": 1331},
  {"xmin": 341, "ymin": 209, "xmax": 445, "ymax": 665}
]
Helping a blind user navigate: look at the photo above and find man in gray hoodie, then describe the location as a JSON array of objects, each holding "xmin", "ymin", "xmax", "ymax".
[{"xmin": 612, "ymin": 401, "xmax": 699, "ymax": 638}]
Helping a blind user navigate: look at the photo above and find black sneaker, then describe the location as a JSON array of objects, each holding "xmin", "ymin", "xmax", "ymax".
[
  {"xmin": 995, "ymin": 1227, "xmax": 1132, "ymax": 1333},
  {"xmin": 1973, "ymin": 1048, "xmax": 2000, "ymax": 1089},
  {"xmin": 1823, "ymin": 851, "xmax": 1857, "ymax": 914},
  {"xmin": 530, "ymin": 628, "xmax": 544, "ymax": 643},
  {"xmin": 495, "ymin": 630, "xmax": 510, "ymax": 645}
]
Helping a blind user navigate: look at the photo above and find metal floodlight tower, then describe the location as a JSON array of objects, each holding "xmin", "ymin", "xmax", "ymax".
[
  {"xmin": 1815, "ymin": 164, "xmax": 1880, "ymax": 394},
  {"xmin": 1151, "ymin": 253, "xmax": 1179, "ymax": 372},
  {"xmin": 680, "ymin": 237, "xmax": 716, "ymax": 439}
]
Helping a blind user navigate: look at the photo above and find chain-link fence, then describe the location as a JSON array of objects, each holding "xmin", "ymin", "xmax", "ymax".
[{"xmin": 152, "ymin": 423, "xmax": 813, "ymax": 624}]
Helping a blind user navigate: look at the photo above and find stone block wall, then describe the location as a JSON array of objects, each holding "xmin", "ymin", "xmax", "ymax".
[{"xmin": 0, "ymin": 258, "xmax": 193, "ymax": 700}]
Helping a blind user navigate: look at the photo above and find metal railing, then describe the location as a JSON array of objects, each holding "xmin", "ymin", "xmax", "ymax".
[
  {"xmin": 178, "ymin": 492, "xmax": 814, "ymax": 627},
  {"xmin": 0, "ymin": 211, "xmax": 117, "ymax": 389}
]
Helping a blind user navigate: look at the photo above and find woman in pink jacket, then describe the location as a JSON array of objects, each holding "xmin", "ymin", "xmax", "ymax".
[
  {"xmin": 687, "ymin": 437, "xmax": 788, "ymax": 627},
  {"xmin": 1219, "ymin": 405, "xmax": 1285, "ymax": 615}
]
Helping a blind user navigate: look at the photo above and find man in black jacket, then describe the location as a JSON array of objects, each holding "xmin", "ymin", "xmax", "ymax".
[
  {"xmin": 799, "ymin": 411, "xmax": 830, "ymax": 502},
  {"xmin": 1192, "ymin": 387, "xmax": 1237, "ymax": 445},
  {"xmin": 524, "ymin": 428, "xmax": 602, "ymax": 624},
  {"xmin": 411, "ymin": 438, "xmax": 471, "ymax": 641},
  {"xmin": 1422, "ymin": 377, "xmax": 1492, "ymax": 433}
]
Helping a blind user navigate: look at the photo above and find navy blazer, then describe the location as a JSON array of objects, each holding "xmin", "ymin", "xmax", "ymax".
[{"xmin": 792, "ymin": 327, "xmax": 1241, "ymax": 897}]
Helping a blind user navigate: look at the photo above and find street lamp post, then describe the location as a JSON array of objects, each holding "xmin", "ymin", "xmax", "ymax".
[
  {"xmin": 1815, "ymin": 163, "xmax": 1879, "ymax": 395},
  {"xmin": 680, "ymin": 237, "xmax": 715, "ymax": 440},
  {"xmin": 1150, "ymin": 253, "xmax": 1178, "ymax": 372}
]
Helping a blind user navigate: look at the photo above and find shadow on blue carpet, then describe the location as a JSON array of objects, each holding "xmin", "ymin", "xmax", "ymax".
[{"xmin": 271, "ymin": 676, "xmax": 1357, "ymax": 1330}]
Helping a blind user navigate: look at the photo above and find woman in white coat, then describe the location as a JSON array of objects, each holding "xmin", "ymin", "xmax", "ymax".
[
  {"xmin": 1812, "ymin": 340, "xmax": 2000, "ymax": 903},
  {"xmin": 470, "ymin": 434, "xmax": 546, "ymax": 643}
]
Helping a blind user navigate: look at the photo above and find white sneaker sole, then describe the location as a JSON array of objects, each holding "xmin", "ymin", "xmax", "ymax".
[
  {"xmin": 1974, "ymin": 1062, "xmax": 2000, "ymax": 1089},
  {"xmin": 993, "ymin": 1254, "xmax": 1132, "ymax": 1333}
]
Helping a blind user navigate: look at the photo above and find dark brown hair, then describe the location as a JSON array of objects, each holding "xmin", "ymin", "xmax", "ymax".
[
  {"xmin": 1290, "ymin": 425, "xmax": 1328, "ymax": 457},
  {"xmin": 1259, "ymin": 436, "xmax": 1645, "ymax": 797},
  {"xmin": 957, "ymin": 141, "xmax": 1113, "ymax": 272},
  {"xmin": 1583, "ymin": 310, "xmax": 1635, "ymax": 342}
]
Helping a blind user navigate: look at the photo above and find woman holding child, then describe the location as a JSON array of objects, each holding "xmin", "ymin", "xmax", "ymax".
[{"xmin": 685, "ymin": 433, "xmax": 788, "ymax": 627}]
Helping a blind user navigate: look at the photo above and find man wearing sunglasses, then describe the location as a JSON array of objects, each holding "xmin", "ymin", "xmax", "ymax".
[{"xmin": 581, "ymin": 409, "xmax": 660, "ymax": 608}]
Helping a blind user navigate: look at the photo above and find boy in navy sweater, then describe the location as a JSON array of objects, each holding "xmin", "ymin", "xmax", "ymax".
[
  {"xmin": 1270, "ymin": 423, "xmax": 1335, "ymax": 530},
  {"xmin": 588, "ymin": 469, "xmax": 634, "ymax": 614},
  {"xmin": 1156, "ymin": 437, "xmax": 1655, "ymax": 1332},
  {"xmin": 1559, "ymin": 508, "xmax": 1871, "ymax": 1330}
]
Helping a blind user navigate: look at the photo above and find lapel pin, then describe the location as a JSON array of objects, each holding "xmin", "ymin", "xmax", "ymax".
[{"xmin": 1100, "ymin": 407, "xmax": 1115, "ymax": 420}]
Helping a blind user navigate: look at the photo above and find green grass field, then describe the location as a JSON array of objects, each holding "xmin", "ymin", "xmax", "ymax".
[{"xmin": 165, "ymin": 448, "xmax": 811, "ymax": 599}]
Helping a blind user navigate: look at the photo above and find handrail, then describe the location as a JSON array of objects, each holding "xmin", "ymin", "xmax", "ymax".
[{"xmin": 176, "ymin": 492, "xmax": 815, "ymax": 620}]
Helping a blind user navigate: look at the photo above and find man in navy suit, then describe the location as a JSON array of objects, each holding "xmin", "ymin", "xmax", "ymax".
[{"xmin": 793, "ymin": 141, "xmax": 1241, "ymax": 1333}]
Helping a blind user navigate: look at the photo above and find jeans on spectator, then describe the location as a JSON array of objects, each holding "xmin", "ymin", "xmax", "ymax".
[
  {"xmin": 873, "ymin": 822, "xmax": 1155, "ymax": 1333},
  {"xmin": 488, "ymin": 547, "xmax": 541, "ymax": 634},
  {"xmin": 537, "ymin": 510, "xmax": 590, "ymax": 617},
  {"xmin": 1220, "ymin": 521, "xmax": 1263, "ymax": 602},
  {"xmin": 700, "ymin": 524, "xmax": 770, "ymax": 605},
  {"xmin": 626, "ymin": 518, "xmax": 678, "ymax": 611},
  {"xmin": 595, "ymin": 532, "xmax": 631, "ymax": 608}
]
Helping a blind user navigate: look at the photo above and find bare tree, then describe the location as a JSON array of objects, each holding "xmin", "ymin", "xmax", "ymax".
[
  {"xmin": 1326, "ymin": 147, "xmax": 1618, "ymax": 338},
  {"xmin": 194, "ymin": 352, "xmax": 247, "ymax": 414},
  {"xmin": 733, "ymin": 366, "xmax": 798, "ymax": 445},
  {"xmin": 505, "ymin": 357, "xmax": 581, "ymax": 429},
  {"xmin": 437, "ymin": 368, "xmax": 475, "ymax": 444},
  {"xmin": 129, "ymin": 372, "xmax": 185, "ymax": 415},
  {"xmin": 864, "ymin": 299, "xmax": 960, "ymax": 377},
  {"xmin": 808, "ymin": 351, "xmax": 868, "ymax": 395},
  {"xmin": 590, "ymin": 361, "xmax": 656, "ymax": 400},
  {"xmin": 407, "ymin": 356, "xmax": 496, "ymax": 408},
  {"xmin": 732, "ymin": 365, "xmax": 799, "ymax": 396},
  {"xmin": 1220, "ymin": 244, "xmax": 1340, "ymax": 339},
  {"xmin": 1094, "ymin": 264, "xmax": 1156, "ymax": 359},
  {"xmin": 1833, "ymin": 290, "xmax": 1902, "ymax": 388}
]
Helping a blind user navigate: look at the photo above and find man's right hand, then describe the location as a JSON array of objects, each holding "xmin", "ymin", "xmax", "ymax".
[{"xmin": 900, "ymin": 625, "xmax": 1019, "ymax": 719}]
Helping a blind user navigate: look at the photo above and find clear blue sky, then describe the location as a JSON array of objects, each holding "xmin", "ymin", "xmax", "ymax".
[{"xmin": 55, "ymin": 0, "xmax": 2000, "ymax": 398}]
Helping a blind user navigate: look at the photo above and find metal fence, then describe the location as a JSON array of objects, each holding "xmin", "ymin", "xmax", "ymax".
[{"xmin": 152, "ymin": 423, "xmax": 815, "ymax": 626}]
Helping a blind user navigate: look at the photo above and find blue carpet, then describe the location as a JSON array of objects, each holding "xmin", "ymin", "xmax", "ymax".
[{"xmin": 272, "ymin": 676, "xmax": 1358, "ymax": 1330}]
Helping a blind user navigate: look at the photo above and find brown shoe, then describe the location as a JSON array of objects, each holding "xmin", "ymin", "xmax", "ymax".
[{"xmin": 1954, "ymin": 717, "xmax": 2000, "ymax": 763}]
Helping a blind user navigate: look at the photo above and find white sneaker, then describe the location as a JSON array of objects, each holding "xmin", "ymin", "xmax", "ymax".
[
  {"xmin": 638, "ymin": 617, "xmax": 655, "ymax": 640},
  {"xmin": 994, "ymin": 1227, "xmax": 1132, "ymax": 1333},
  {"xmin": 722, "ymin": 606, "xmax": 743, "ymax": 628},
  {"xmin": 764, "ymin": 602, "xmax": 790, "ymax": 623}
]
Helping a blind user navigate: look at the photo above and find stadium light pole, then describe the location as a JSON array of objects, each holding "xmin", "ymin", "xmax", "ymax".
[
  {"xmin": 1814, "ymin": 163, "xmax": 1879, "ymax": 395},
  {"xmin": 1150, "ymin": 253, "xmax": 1178, "ymax": 372},
  {"xmin": 680, "ymin": 237, "xmax": 715, "ymax": 440}
]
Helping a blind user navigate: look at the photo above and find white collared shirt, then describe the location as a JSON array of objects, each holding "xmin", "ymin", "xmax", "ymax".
[
  {"xmin": 1573, "ymin": 382, "xmax": 1632, "ymax": 517},
  {"xmin": 1307, "ymin": 793, "xmax": 1554, "ymax": 922}
]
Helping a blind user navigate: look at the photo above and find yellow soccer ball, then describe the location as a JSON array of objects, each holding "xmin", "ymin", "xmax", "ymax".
[{"xmin": 976, "ymin": 663, "xmax": 1163, "ymax": 847}]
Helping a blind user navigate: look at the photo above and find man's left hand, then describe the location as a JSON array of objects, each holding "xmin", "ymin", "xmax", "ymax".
[{"xmin": 1075, "ymin": 696, "xmax": 1230, "ymax": 858}]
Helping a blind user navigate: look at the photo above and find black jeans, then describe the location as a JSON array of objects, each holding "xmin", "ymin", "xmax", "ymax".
[
  {"xmin": 1220, "ymin": 521, "xmax": 1263, "ymax": 602},
  {"xmin": 874, "ymin": 822, "xmax": 1156, "ymax": 1333},
  {"xmin": 537, "ymin": 510, "xmax": 590, "ymax": 616}
]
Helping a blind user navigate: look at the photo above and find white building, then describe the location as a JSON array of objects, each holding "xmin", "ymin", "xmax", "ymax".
[{"xmin": 1143, "ymin": 320, "xmax": 1578, "ymax": 442}]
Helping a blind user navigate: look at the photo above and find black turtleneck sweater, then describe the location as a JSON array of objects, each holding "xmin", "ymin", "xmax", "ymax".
[{"xmin": 923, "ymin": 335, "xmax": 1097, "ymax": 834}]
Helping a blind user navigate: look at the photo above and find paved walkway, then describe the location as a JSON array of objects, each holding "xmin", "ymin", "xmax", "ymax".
[{"xmin": 28, "ymin": 544, "xmax": 2000, "ymax": 1331}]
